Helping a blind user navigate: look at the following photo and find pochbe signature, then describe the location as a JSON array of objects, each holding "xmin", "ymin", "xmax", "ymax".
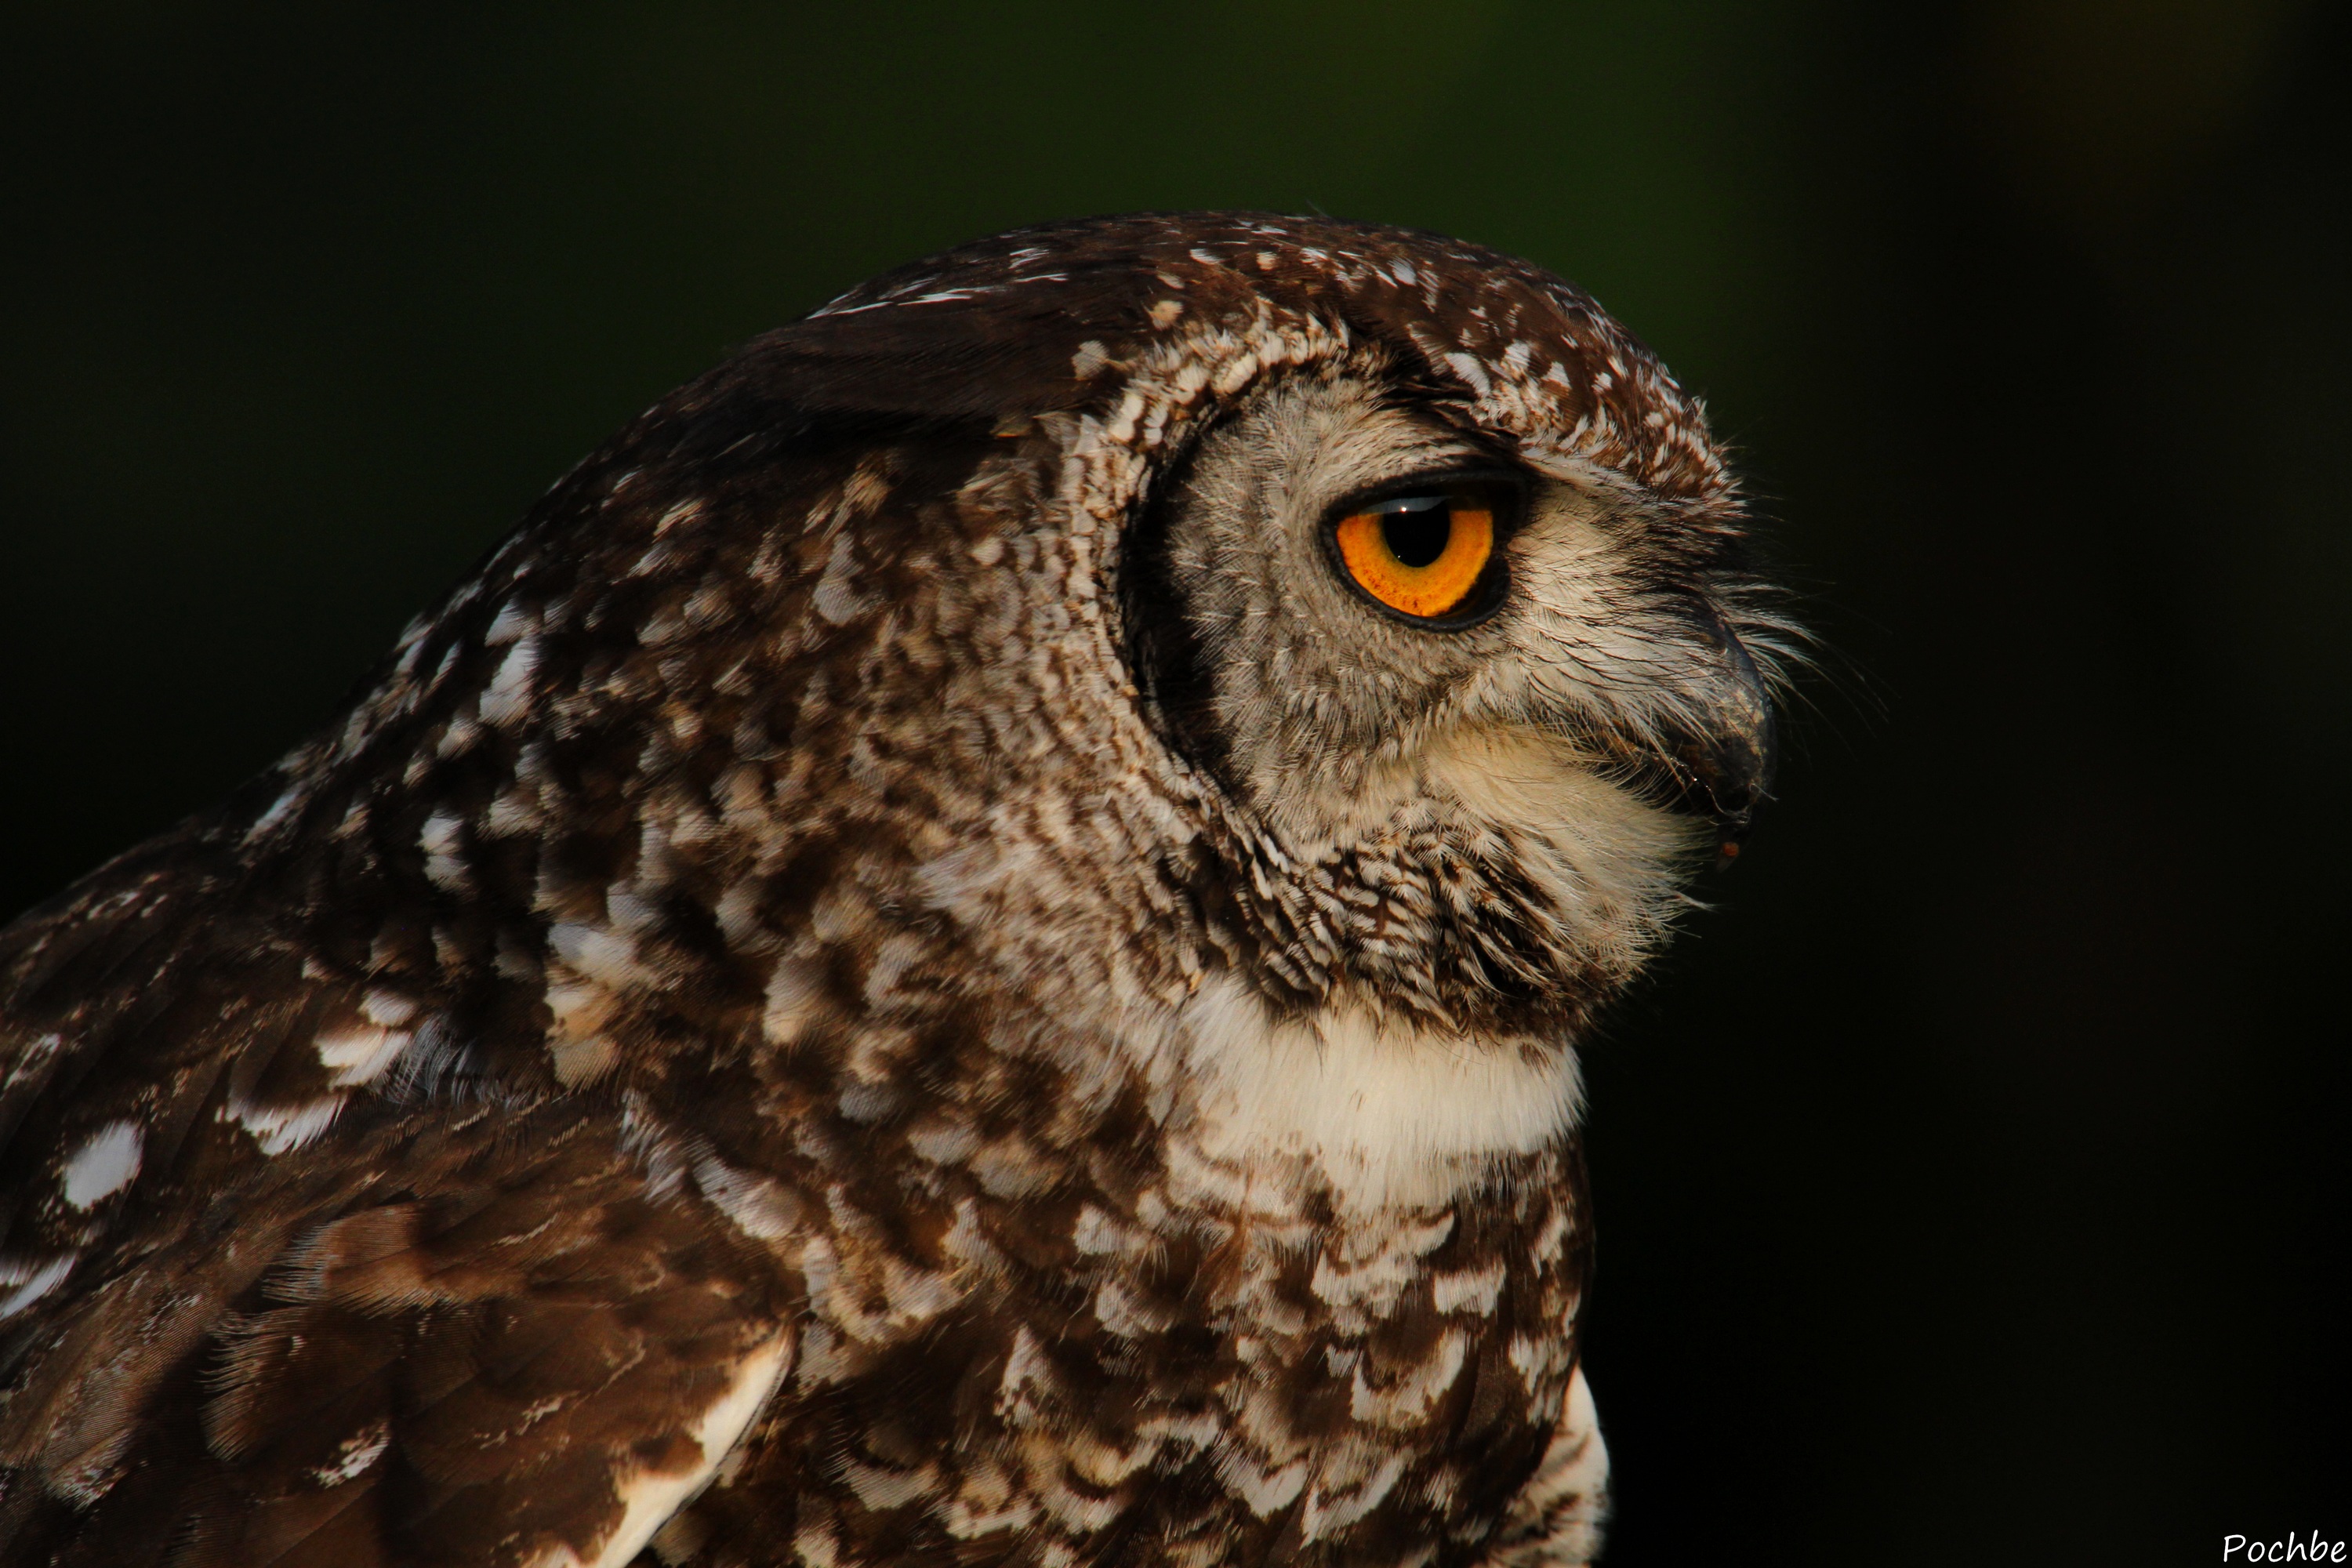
[{"xmin": 2225, "ymin": 1534, "xmax": 2347, "ymax": 1563}]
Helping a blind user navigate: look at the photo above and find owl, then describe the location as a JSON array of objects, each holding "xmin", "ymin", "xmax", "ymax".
[{"xmin": 0, "ymin": 213, "xmax": 1784, "ymax": 1567}]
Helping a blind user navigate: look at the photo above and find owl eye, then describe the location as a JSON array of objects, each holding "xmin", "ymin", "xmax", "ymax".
[{"xmin": 1329, "ymin": 485, "xmax": 1504, "ymax": 622}]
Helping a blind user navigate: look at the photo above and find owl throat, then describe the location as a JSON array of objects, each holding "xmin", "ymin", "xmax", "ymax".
[
  {"xmin": 1139, "ymin": 735, "xmax": 1703, "ymax": 1213},
  {"xmin": 1198, "ymin": 724, "xmax": 1704, "ymax": 1034}
]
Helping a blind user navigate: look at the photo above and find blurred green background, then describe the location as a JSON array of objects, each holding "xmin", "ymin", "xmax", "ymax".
[{"xmin": 5, "ymin": 2, "xmax": 2347, "ymax": 1561}]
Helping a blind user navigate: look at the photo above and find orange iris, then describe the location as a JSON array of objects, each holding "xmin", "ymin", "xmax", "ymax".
[{"xmin": 1332, "ymin": 492, "xmax": 1496, "ymax": 619}]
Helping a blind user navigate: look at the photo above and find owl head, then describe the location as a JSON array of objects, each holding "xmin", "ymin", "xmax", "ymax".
[{"xmin": 253, "ymin": 212, "xmax": 1789, "ymax": 1083}]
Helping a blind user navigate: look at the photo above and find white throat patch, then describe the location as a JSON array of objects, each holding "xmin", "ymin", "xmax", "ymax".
[{"xmin": 1173, "ymin": 975, "xmax": 1583, "ymax": 1212}]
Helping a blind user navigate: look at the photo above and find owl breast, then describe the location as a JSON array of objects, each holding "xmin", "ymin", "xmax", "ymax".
[{"xmin": 652, "ymin": 985, "xmax": 1593, "ymax": 1568}]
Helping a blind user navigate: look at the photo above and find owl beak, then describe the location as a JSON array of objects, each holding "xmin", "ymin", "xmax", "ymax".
[
  {"xmin": 1580, "ymin": 612, "xmax": 1779, "ymax": 871},
  {"xmin": 1685, "ymin": 670, "xmax": 1777, "ymax": 871},
  {"xmin": 1675, "ymin": 617, "xmax": 1777, "ymax": 871}
]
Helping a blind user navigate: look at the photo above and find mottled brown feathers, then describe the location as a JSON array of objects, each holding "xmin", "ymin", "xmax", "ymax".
[{"xmin": 0, "ymin": 212, "xmax": 1784, "ymax": 1566}]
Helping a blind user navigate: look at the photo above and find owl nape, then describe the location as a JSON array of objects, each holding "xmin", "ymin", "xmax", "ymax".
[{"xmin": 0, "ymin": 214, "xmax": 1788, "ymax": 1568}]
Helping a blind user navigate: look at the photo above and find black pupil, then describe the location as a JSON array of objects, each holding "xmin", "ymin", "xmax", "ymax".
[{"xmin": 1377, "ymin": 495, "xmax": 1454, "ymax": 568}]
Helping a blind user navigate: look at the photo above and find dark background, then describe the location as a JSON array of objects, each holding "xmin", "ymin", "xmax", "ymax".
[{"xmin": 5, "ymin": 3, "xmax": 2347, "ymax": 1562}]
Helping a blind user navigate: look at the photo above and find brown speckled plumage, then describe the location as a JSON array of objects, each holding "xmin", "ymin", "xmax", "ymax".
[{"xmin": 0, "ymin": 214, "xmax": 1788, "ymax": 1566}]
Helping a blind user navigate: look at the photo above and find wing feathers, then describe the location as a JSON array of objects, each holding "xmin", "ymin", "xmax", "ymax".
[{"xmin": 0, "ymin": 1108, "xmax": 796, "ymax": 1566}]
